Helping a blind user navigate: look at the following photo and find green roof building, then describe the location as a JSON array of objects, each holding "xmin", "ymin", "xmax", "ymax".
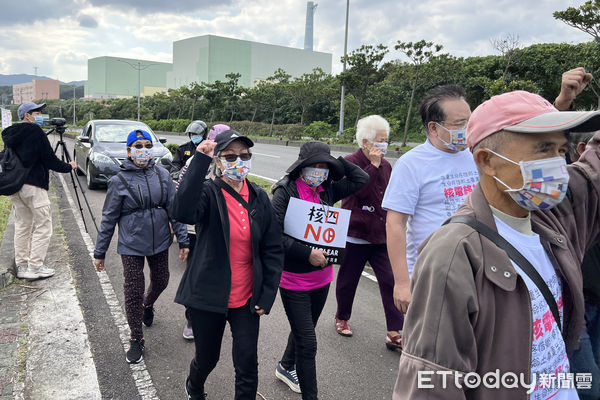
[
  {"xmin": 167, "ymin": 35, "xmax": 332, "ymax": 89},
  {"xmin": 84, "ymin": 56, "xmax": 172, "ymax": 99}
]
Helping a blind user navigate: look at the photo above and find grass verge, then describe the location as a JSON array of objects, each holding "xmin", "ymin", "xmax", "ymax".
[{"xmin": 247, "ymin": 175, "xmax": 275, "ymax": 194}]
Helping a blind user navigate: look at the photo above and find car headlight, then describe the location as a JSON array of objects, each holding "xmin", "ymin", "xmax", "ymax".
[{"xmin": 91, "ymin": 152, "xmax": 117, "ymax": 168}]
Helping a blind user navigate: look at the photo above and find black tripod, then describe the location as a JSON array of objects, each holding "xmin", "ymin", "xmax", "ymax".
[{"xmin": 47, "ymin": 122, "xmax": 98, "ymax": 233}]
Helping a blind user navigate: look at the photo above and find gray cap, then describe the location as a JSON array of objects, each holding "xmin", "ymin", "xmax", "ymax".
[{"xmin": 17, "ymin": 102, "xmax": 46, "ymax": 120}]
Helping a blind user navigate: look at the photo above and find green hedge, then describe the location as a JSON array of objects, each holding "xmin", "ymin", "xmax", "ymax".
[{"xmin": 143, "ymin": 119, "xmax": 305, "ymax": 140}]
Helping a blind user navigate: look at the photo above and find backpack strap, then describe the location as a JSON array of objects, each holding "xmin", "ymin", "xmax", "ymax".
[
  {"xmin": 116, "ymin": 172, "xmax": 143, "ymax": 209},
  {"xmin": 154, "ymin": 165, "xmax": 165, "ymax": 207},
  {"xmin": 444, "ymin": 215, "xmax": 562, "ymax": 332}
]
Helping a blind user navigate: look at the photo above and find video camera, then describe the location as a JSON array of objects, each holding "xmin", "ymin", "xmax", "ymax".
[
  {"xmin": 48, "ymin": 117, "xmax": 67, "ymax": 134},
  {"xmin": 50, "ymin": 118, "xmax": 66, "ymax": 127}
]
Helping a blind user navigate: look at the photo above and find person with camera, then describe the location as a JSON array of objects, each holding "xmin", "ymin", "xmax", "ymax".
[
  {"xmin": 1, "ymin": 102, "xmax": 76, "ymax": 280},
  {"xmin": 93, "ymin": 129, "xmax": 189, "ymax": 364}
]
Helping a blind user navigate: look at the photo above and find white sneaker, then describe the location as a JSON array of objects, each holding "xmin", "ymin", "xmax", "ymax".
[
  {"xmin": 29, "ymin": 265, "xmax": 55, "ymax": 279},
  {"xmin": 16, "ymin": 265, "xmax": 38, "ymax": 280}
]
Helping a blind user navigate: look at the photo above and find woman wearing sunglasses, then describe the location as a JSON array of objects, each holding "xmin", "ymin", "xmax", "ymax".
[
  {"xmin": 173, "ymin": 130, "xmax": 284, "ymax": 400},
  {"xmin": 93, "ymin": 129, "xmax": 190, "ymax": 364},
  {"xmin": 271, "ymin": 141, "xmax": 368, "ymax": 399}
]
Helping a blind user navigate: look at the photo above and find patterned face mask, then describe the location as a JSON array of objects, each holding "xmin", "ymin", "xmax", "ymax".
[
  {"xmin": 130, "ymin": 147, "xmax": 152, "ymax": 165},
  {"xmin": 488, "ymin": 149, "xmax": 570, "ymax": 211},
  {"xmin": 301, "ymin": 167, "xmax": 329, "ymax": 187},
  {"xmin": 436, "ymin": 123, "xmax": 467, "ymax": 151},
  {"xmin": 220, "ymin": 158, "xmax": 251, "ymax": 181},
  {"xmin": 371, "ymin": 141, "xmax": 388, "ymax": 154}
]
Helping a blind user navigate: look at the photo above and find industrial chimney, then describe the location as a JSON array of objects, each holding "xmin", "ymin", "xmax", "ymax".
[{"xmin": 304, "ymin": 2, "xmax": 318, "ymax": 51}]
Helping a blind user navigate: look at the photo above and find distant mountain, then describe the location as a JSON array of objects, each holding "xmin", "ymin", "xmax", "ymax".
[{"xmin": 0, "ymin": 74, "xmax": 85, "ymax": 86}]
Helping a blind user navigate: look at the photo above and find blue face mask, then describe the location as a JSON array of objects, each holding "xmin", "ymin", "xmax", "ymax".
[
  {"xmin": 190, "ymin": 135, "xmax": 203, "ymax": 145},
  {"xmin": 33, "ymin": 115, "xmax": 44, "ymax": 126}
]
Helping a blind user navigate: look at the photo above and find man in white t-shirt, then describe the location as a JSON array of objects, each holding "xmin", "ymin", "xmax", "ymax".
[{"xmin": 382, "ymin": 85, "xmax": 478, "ymax": 313}]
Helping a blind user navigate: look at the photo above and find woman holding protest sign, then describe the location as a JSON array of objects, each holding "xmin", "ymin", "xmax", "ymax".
[
  {"xmin": 173, "ymin": 130, "xmax": 284, "ymax": 400},
  {"xmin": 271, "ymin": 141, "xmax": 368, "ymax": 398}
]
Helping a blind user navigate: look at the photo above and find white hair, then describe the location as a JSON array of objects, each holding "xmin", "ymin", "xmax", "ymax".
[{"xmin": 356, "ymin": 115, "xmax": 390, "ymax": 148}]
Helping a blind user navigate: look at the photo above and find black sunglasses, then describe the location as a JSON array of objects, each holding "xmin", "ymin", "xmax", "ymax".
[
  {"xmin": 219, "ymin": 153, "xmax": 252, "ymax": 162},
  {"xmin": 132, "ymin": 143, "xmax": 153, "ymax": 149}
]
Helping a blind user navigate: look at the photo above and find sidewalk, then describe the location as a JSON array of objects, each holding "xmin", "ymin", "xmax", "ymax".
[{"xmin": 0, "ymin": 186, "xmax": 101, "ymax": 399}]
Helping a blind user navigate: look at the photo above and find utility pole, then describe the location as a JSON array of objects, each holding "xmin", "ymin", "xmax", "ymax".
[
  {"xmin": 73, "ymin": 85, "xmax": 76, "ymax": 125},
  {"xmin": 338, "ymin": 0, "xmax": 349, "ymax": 136},
  {"xmin": 116, "ymin": 59, "xmax": 159, "ymax": 121}
]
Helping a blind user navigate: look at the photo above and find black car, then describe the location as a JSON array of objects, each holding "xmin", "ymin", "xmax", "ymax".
[{"xmin": 74, "ymin": 120, "xmax": 173, "ymax": 189}]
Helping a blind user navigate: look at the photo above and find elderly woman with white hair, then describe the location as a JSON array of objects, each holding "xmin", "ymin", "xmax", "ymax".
[{"xmin": 334, "ymin": 115, "xmax": 404, "ymax": 350}]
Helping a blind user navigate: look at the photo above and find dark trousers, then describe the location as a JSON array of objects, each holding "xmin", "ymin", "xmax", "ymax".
[
  {"xmin": 187, "ymin": 302, "xmax": 260, "ymax": 399},
  {"xmin": 184, "ymin": 233, "xmax": 196, "ymax": 322},
  {"xmin": 570, "ymin": 302, "xmax": 600, "ymax": 399},
  {"xmin": 335, "ymin": 242, "xmax": 404, "ymax": 331},
  {"xmin": 280, "ymin": 284, "xmax": 330, "ymax": 400},
  {"xmin": 121, "ymin": 249, "xmax": 170, "ymax": 340}
]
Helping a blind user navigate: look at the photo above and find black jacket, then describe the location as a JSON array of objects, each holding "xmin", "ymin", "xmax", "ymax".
[
  {"xmin": 172, "ymin": 140, "xmax": 197, "ymax": 170},
  {"xmin": 270, "ymin": 156, "xmax": 369, "ymax": 274},
  {"xmin": 2, "ymin": 123, "xmax": 72, "ymax": 190},
  {"xmin": 172, "ymin": 153, "xmax": 284, "ymax": 314}
]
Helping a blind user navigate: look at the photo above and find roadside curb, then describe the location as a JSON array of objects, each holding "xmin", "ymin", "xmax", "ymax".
[
  {"xmin": 0, "ymin": 210, "xmax": 16, "ymax": 288},
  {"xmin": 0, "ymin": 183, "xmax": 101, "ymax": 400}
]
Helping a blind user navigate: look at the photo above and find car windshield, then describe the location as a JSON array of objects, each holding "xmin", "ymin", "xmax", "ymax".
[{"xmin": 95, "ymin": 124, "xmax": 156, "ymax": 143}]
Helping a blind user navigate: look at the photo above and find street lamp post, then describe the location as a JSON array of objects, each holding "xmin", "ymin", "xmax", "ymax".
[
  {"xmin": 338, "ymin": 0, "xmax": 350, "ymax": 136},
  {"xmin": 116, "ymin": 59, "xmax": 159, "ymax": 121}
]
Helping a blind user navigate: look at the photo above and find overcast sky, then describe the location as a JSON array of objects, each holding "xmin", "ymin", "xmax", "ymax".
[{"xmin": 0, "ymin": 0, "xmax": 592, "ymax": 82}]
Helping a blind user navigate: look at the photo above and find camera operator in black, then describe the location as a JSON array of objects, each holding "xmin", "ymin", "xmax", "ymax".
[
  {"xmin": 2, "ymin": 102, "xmax": 76, "ymax": 281},
  {"xmin": 172, "ymin": 120, "xmax": 208, "ymax": 170}
]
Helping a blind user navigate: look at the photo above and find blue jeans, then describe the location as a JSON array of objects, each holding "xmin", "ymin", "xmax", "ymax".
[{"xmin": 570, "ymin": 303, "xmax": 600, "ymax": 400}]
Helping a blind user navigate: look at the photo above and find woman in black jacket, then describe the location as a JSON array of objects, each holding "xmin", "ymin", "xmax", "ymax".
[
  {"xmin": 173, "ymin": 130, "xmax": 284, "ymax": 400},
  {"xmin": 271, "ymin": 141, "xmax": 368, "ymax": 399}
]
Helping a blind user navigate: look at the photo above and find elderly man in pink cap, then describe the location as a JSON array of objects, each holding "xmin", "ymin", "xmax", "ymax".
[{"xmin": 393, "ymin": 87, "xmax": 600, "ymax": 400}]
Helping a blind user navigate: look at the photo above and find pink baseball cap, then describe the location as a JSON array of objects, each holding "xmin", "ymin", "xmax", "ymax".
[{"xmin": 466, "ymin": 90, "xmax": 600, "ymax": 149}]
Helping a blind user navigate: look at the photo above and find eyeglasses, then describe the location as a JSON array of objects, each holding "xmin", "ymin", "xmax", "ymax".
[
  {"xmin": 219, "ymin": 153, "xmax": 252, "ymax": 162},
  {"xmin": 132, "ymin": 143, "xmax": 153, "ymax": 149}
]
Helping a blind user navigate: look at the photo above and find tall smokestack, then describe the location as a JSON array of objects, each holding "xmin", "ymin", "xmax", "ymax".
[{"xmin": 304, "ymin": 2, "xmax": 318, "ymax": 51}]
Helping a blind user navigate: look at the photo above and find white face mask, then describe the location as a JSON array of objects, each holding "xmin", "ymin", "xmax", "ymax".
[
  {"xmin": 371, "ymin": 141, "xmax": 388, "ymax": 154},
  {"xmin": 488, "ymin": 149, "xmax": 570, "ymax": 211},
  {"xmin": 301, "ymin": 167, "xmax": 329, "ymax": 187},
  {"xmin": 435, "ymin": 123, "xmax": 467, "ymax": 151}
]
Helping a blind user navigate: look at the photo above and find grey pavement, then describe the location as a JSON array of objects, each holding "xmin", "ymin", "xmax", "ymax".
[
  {"xmin": 0, "ymin": 136, "xmax": 404, "ymax": 399},
  {"xmin": 0, "ymin": 186, "xmax": 101, "ymax": 400}
]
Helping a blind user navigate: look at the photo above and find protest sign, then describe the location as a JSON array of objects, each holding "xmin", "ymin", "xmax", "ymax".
[
  {"xmin": 283, "ymin": 197, "xmax": 351, "ymax": 265},
  {"xmin": 1, "ymin": 108, "xmax": 12, "ymax": 129}
]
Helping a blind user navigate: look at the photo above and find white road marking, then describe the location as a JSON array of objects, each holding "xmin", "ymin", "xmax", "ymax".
[
  {"xmin": 58, "ymin": 174, "xmax": 159, "ymax": 400},
  {"xmin": 249, "ymin": 173, "xmax": 278, "ymax": 183},
  {"xmin": 361, "ymin": 271, "xmax": 378, "ymax": 283},
  {"xmin": 252, "ymin": 152, "xmax": 280, "ymax": 159}
]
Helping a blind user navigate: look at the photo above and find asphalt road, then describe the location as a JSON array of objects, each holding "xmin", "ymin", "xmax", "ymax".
[{"xmin": 53, "ymin": 134, "xmax": 402, "ymax": 400}]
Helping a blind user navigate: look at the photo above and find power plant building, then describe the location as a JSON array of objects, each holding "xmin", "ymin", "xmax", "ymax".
[
  {"xmin": 84, "ymin": 56, "xmax": 173, "ymax": 99},
  {"xmin": 167, "ymin": 35, "xmax": 332, "ymax": 89},
  {"xmin": 85, "ymin": 35, "xmax": 332, "ymax": 98}
]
